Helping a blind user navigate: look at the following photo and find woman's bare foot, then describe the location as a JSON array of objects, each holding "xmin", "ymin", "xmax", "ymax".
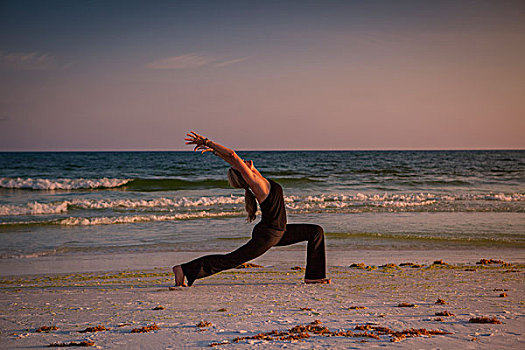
[
  {"xmin": 172, "ymin": 265, "xmax": 187, "ymax": 287},
  {"xmin": 304, "ymin": 278, "xmax": 331, "ymax": 284}
]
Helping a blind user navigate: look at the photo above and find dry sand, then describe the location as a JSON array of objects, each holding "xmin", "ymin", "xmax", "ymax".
[{"xmin": 0, "ymin": 250, "xmax": 524, "ymax": 349}]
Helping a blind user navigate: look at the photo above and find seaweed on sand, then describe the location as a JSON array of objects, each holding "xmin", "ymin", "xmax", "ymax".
[
  {"xmin": 476, "ymin": 259, "xmax": 510, "ymax": 266},
  {"xmin": 235, "ymin": 263, "xmax": 263, "ymax": 269},
  {"xmin": 399, "ymin": 262, "xmax": 423, "ymax": 268},
  {"xmin": 433, "ymin": 260, "xmax": 448, "ymax": 265},
  {"xmin": 435, "ymin": 311, "xmax": 455, "ymax": 317},
  {"xmin": 349, "ymin": 263, "xmax": 366, "ymax": 268},
  {"xmin": 469, "ymin": 317, "xmax": 502, "ymax": 324},
  {"xmin": 131, "ymin": 323, "xmax": 160, "ymax": 333},
  {"xmin": 79, "ymin": 325, "xmax": 109, "ymax": 333},
  {"xmin": 398, "ymin": 303, "xmax": 417, "ymax": 307},
  {"xmin": 47, "ymin": 341, "xmax": 95, "ymax": 347},
  {"xmin": 211, "ymin": 320, "xmax": 451, "ymax": 346},
  {"xmin": 36, "ymin": 326, "xmax": 59, "ymax": 333},
  {"xmin": 390, "ymin": 328, "xmax": 451, "ymax": 342},
  {"xmin": 380, "ymin": 263, "xmax": 398, "ymax": 268}
]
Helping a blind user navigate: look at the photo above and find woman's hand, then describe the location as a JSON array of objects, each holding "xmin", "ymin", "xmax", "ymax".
[{"xmin": 185, "ymin": 131, "xmax": 213, "ymax": 153}]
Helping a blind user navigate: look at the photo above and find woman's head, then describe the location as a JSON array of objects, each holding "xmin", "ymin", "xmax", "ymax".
[
  {"xmin": 227, "ymin": 168, "xmax": 247, "ymax": 189},
  {"xmin": 227, "ymin": 167, "xmax": 257, "ymax": 222}
]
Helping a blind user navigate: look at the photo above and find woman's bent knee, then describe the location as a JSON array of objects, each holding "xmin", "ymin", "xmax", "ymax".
[{"xmin": 312, "ymin": 224, "xmax": 324, "ymax": 237}]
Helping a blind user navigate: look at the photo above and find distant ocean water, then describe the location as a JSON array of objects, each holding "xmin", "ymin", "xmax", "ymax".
[{"xmin": 0, "ymin": 151, "xmax": 524, "ymax": 259}]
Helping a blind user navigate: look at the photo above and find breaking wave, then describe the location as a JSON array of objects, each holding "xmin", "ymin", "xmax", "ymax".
[
  {"xmin": 1, "ymin": 192, "xmax": 523, "ymax": 217},
  {"xmin": 58, "ymin": 211, "xmax": 242, "ymax": 225},
  {"xmin": 1, "ymin": 211, "xmax": 243, "ymax": 227},
  {"xmin": 0, "ymin": 176, "xmax": 322, "ymax": 191},
  {"xmin": 0, "ymin": 196, "xmax": 245, "ymax": 216},
  {"xmin": 0, "ymin": 177, "xmax": 131, "ymax": 190}
]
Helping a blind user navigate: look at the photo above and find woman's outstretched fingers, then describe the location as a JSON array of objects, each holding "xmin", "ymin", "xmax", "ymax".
[{"xmin": 190, "ymin": 131, "xmax": 202, "ymax": 139}]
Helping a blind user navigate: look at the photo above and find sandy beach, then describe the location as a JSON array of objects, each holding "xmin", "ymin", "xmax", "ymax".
[{"xmin": 1, "ymin": 249, "xmax": 523, "ymax": 349}]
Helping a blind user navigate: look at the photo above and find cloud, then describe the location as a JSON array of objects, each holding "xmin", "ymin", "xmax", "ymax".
[
  {"xmin": 214, "ymin": 56, "xmax": 251, "ymax": 67},
  {"xmin": 146, "ymin": 54, "xmax": 250, "ymax": 70},
  {"xmin": 146, "ymin": 54, "xmax": 213, "ymax": 70},
  {"xmin": 0, "ymin": 52, "xmax": 57, "ymax": 70}
]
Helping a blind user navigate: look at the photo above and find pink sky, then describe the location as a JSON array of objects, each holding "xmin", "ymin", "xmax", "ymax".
[{"xmin": 0, "ymin": 1, "xmax": 524, "ymax": 150}]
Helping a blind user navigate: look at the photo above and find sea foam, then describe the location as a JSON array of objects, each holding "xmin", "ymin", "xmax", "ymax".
[
  {"xmin": 70, "ymin": 196, "xmax": 244, "ymax": 209},
  {"xmin": 58, "ymin": 211, "xmax": 242, "ymax": 225},
  {"xmin": 0, "ymin": 202, "xmax": 69, "ymax": 216},
  {"xmin": 0, "ymin": 177, "xmax": 131, "ymax": 190},
  {"xmin": 1, "ymin": 192, "xmax": 523, "ymax": 217}
]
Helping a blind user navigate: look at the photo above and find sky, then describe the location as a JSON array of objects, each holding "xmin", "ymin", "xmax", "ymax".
[{"xmin": 0, "ymin": 0, "xmax": 524, "ymax": 151}]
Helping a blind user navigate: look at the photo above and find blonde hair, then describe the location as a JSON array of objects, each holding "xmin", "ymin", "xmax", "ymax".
[{"xmin": 228, "ymin": 168, "xmax": 257, "ymax": 222}]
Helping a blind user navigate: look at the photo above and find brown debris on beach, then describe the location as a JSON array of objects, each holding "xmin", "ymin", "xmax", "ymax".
[
  {"xmin": 469, "ymin": 316, "xmax": 502, "ymax": 324},
  {"xmin": 197, "ymin": 321, "xmax": 213, "ymax": 328},
  {"xmin": 476, "ymin": 259, "xmax": 508, "ymax": 265},
  {"xmin": 47, "ymin": 341, "xmax": 95, "ymax": 347},
  {"xmin": 289, "ymin": 322, "xmax": 331, "ymax": 335},
  {"xmin": 36, "ymin": 325, "xmax": 59, "ymax": 333},
  {"xmin": 350, "ymin": 263, "xmax": 366, "ymax": 268},
  {"xmin": 212, "ymin": 320, "xmax": 451, "ymax": 346},
  {"xmin": 399, "ymin": 262, "xmax": 422, "ymax": 268},
  {"xmin": 78, "ymin": 324, "xmax": 109, "ymax": 333},
  {"xmin": 291, "ymin": 266, "xmax": 305, "ymax": 270},
  {"xmin": 499, "ymin": 293, "xmax": 508, "ymax": 297},
  {"xmin": 435, "ymin": 298, "xmax": 447, "ymax": 304},
  {"xmin": 398, "ymin": 302, "xmax": 417, "ymax": 307},
  {"xmin": 354, "ymin": 325, "xmax": 451, "ymax": 342},
  {"xmin": 152, "ymin": 305, "xmax": 165, "ymax": 310},
  {"xmin": 381, "ymin": 263, "xmax": 397, "ymax": 268},
  {"xmin": 435, "ymin": 311, "xmax": 455, "ymax": 316},
  {"xmin": 235, "ymin": 263, "xmax": 264, "ymax": 269},
  {"xmin": 349, "ymin": 306, "xmax": 368, "ymax": 310},
  {"xmin": 433, "ymin": 260, "xmax": 448, "ymax": 265},
  {"xmin": 390, "ymin": 328, "xmax": 451, "ymax": 342},
  {"xmin": 209, "ymin": 340, "xmax": 231, "ymax": 347},
  {"xmin": 131, "ymin": 323, "xmax": 160, "ymax": 333}
]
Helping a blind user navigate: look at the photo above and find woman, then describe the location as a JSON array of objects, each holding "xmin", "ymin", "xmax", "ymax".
[{"xmin": 172, "ymin": 131, "xmax": 330, "ymax": 286}]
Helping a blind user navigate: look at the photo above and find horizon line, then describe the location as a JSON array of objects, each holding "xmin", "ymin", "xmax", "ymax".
[{"xmin": 1, "ymin": 148, "xmax": 524, "ymax": 152}]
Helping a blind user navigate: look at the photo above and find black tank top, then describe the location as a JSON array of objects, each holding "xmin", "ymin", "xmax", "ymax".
[{"xmin": 259, "ymin": 179, "xmax": 287, "ymax": 231}]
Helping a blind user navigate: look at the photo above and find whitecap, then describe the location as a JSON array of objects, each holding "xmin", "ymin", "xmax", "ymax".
[{"xmin": 0, "ymin": 177, "xmax": 131, "ymax": 190}]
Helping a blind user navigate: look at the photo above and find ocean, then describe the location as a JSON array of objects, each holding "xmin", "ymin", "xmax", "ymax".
[{"xmin": 0, "ymin": 151, "xmax": 523, "ymax": 259}]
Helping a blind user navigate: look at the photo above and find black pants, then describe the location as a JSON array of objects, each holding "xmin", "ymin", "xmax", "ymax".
[{"xmin": 181, "ymin": 223, "xmax": 326, "ymax": 286}]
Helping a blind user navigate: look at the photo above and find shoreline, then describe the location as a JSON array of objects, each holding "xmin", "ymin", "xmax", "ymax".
[{"xmin": 1, "ymin": 247, "xmax": 525, "ymax": 277}]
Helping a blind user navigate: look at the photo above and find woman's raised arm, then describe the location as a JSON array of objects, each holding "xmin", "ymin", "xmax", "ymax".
[
  {"xmin": 184, "ymin": 131, "xmax": 270, "ymax": 201},
  {"xmin": 185, "ymin": 131, "xmax": 242, "ymax": 168}
]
